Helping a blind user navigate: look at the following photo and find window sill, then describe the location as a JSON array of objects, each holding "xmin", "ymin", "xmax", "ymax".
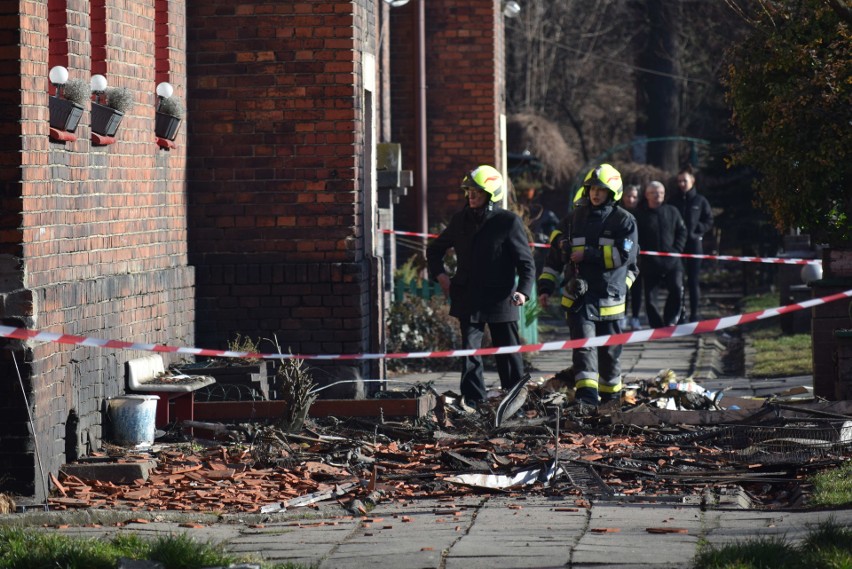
[
  {"xmin": 156, "ymin": 136, "xmax": 176, "ymax": 150},
  {"xmin": 49, "ymin": 128, "xmax": 77, "ymax": 143},
  {"xmin": 92, "ymin": 133, "xmax": 116, "ymax": 146}
]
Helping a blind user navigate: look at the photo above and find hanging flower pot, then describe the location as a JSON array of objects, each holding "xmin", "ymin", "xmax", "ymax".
[
  {"xmin": 155, "ymin": 111, "xmax": 182, "ymax": 141},
  {"xmin": 90, "ymin": 101, "xmax": 124, "ymax": 137},
  {"xmin": 155, "ymin": 94, "xmax": 184, "ymax": 142},
  {"xmin": 48, "ymin": 97, "xmax": 84, "ymax": 133}
]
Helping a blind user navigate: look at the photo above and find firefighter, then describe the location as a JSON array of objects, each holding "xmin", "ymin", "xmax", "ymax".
[
  {"xmin": 537, "ymin": 164, "xmax": 639, "ymax": 410},
  {"xmin": 427, "ymin": 165, "xmax": 536, "ymax": 407}
]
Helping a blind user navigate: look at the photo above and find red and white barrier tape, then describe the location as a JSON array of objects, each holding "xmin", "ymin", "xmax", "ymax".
[
  {"xmin": 381, "ymin": 228, "xmax": 820, "ymax": 264},
  {"xmin": 2, "ymin": 289, "xmax": 849, "ymax": 361},
  {"xmin": 382, "ymin": 228, "xmax": 550, "ymax": 249},
  {"xmin": 639, "ymin": 250, "xmax": 819, "ymax": 265}
]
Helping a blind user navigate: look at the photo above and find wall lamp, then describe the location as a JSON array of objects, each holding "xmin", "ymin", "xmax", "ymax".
[
  {"xmin": 156, "ymin": 81, "xmax": 174, "ymax": 111},
  {"xmin": 90, "ymin": 74, "xmax": 107, "ymax": 104},
  {"xmin": 382, "ymin": 0, "xmax": 410, "ymax": 7},
  {"xmin": 503, "ymin": 0, "xmax": 521, "ymax": 18},
  {"xmin": 49, "ymin": 65, "xmax": 69, "ymax": 97}
]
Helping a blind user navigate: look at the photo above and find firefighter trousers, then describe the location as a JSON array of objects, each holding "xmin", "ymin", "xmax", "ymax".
[{"xmin": 567, "ymin": 314, "xmax": 623, "ymax": 405}]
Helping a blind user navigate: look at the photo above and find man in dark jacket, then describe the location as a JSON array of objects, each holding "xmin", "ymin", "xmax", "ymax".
[
  {"xmin": 668, "ymin": 165, "xmax": 713, "ymax": 322},
  {"xmin": 636, "ymin": 181, "xmax": 687, "ymax": 328},
  {"xmin": 427, "ymin": 165, "xmax": 536, "ymax": 406},
  {"xmin": 537, "ymin": 164, "xmax": 639, "ymax": 409}
]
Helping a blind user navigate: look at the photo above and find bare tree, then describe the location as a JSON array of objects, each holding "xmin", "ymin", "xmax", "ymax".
[
  {"xmin": 637, "ymin": 0, "xmax": 682, "ymax": 172},
  {"xmin": 506, "ymin": 1, "xmax": 748, "ymax": 174},
  {"xmin": 505, "ymin": 0, "xmax": 640, "ymax": 168}
]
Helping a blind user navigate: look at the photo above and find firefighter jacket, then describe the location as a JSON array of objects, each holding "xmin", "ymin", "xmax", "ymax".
[
  {"xmin": 538, "ymin": 203, "xmax": 639, "ymax": 321},
  {"xmin": 635, "ymin": 202, "xmax": 687, "ymax": 272},
  {"xmin": 427, "ymin": 204, "xmax": 536, "ymax": 323}
]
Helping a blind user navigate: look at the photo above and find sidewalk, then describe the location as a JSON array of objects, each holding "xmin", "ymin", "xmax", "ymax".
[
  {"xmin": 2, "ymin": 319, "xmax": 849, "ymax": 569},
  {"xmin": 12, "ymin": 494, "xmax": 851, "ymax": 569}
]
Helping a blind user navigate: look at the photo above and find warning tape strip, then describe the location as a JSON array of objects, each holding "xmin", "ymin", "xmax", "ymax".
[
  {"xmin": 639, "ymin": 250, "xmax": 819, "ymax": 265},
  {"xmin": 382, "ymin": 228, "xmax": 820, "ymax": 265},
  {"xmin": 384, "ymin": 228, "xmax": 550, "ymax": 248},
  {"xmin": 2, "ymin": 289, "xmax": 850, "ymax": 362}
]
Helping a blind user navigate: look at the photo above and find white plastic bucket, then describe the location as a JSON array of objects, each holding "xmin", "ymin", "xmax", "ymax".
[{"xmin": 108, "ymin": 395, "xmax": 159, "ymax": 446}]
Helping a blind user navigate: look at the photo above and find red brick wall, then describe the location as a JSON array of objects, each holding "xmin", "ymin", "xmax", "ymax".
[
  {"xmin": 811, "ymin": 249, "xmax": 852, "ymax": 400},
  {"xmin": 185, "ymin": 1, "xmax": 377, "ymax": 365},
  {"xmin": 0, "ymin": 0, "xmax": 194, "ymax": 499},
  {"xmin": 391, "ymin": 0, "xmax": 505, "ymax": 229}
]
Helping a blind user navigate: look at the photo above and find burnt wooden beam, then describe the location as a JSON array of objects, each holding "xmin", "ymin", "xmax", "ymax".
[{"xmin": 193, "ymin": 394, "xmax": 435, "ymax": 421}]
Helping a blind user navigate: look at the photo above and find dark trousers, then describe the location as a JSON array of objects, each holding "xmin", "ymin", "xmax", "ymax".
[
  {"xmin": 684, "ymin": 257, "xmax": 702, "ymax": 320},
  {"xmin": 459, "ymin": 318, "xmax": 524, "ymax": 402},
  {"xmin": 643, "ymin": 265, "xmax": 684, "ymax": 328},
  {"xmin": 568, "ymin": 315, "xmax": 622, "ymax": 404},
  {"xmin": 629, "ymin": 278, "xmax": 642, "ymax": 319}
]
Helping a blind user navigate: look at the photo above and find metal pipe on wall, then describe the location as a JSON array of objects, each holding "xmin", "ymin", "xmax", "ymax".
[{"xmin": 415, "ymin": 0, "xmax": 427, "ymax": 243}]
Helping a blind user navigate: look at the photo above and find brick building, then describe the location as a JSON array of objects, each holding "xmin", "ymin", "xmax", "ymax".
[{"xmin": 0, "ymin": 0, "xmax": 507, "ymax": 501}]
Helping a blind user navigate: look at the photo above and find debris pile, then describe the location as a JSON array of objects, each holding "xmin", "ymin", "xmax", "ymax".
[{"xmin": 46, "ymin": 371, "xmax": 852, "ymax": 514}]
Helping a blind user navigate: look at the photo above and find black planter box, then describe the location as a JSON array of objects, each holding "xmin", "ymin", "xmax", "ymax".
[
  {"xmin": 91, "ymin": 102, "xmax": 124, "ymax": 136},
  {"xmin": 49, "ymin": 97, "xmax": 84, "ymax": 132},
  {"xmin": 155, "ymin": 111, "xmax": 181, "ymax": 140}
]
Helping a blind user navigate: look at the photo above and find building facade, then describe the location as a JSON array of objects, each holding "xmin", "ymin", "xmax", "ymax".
[{"xmin": 0, "ymin": 0, "xmax": 507, "ymax": 501}]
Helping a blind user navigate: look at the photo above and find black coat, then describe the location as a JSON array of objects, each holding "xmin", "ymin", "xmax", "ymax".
[
  {"xmin": 427, "ymin": 205, "xmax": 536, "ymax": 322},
  {"xmin": 635, "ymin": 202, "xmax": 687, "ymax": 271},
  {"xmin": 668, "ymin": 188, "xmax": 713, "ymax": 254}
]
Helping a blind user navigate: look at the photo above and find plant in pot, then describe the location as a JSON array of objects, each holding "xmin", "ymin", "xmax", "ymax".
[
  {"xmin": 91, "ymin": 78, "xmax": 134, "ymax": 137},
  {"xmin": 155, "ymin": 93, "xmax": 184, "ymax": 141},
  {"xmin": 174, "ymin": 334, "xmax": 273, "ymax": 401},
  {"xmin": 49, "ymin": 67, "xmax": 88, "ymax": 133}
]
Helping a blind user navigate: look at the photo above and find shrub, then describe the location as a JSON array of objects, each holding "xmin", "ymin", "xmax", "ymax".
[
  {"xmin": 386, "ymin": 294, "xmax": 460, "ymax": 373},
  {"xmin": 62, "ymin": 78, "xmax": 90, "ymax": 105},
  {"xmin": 104, "ymin": 87, "xmax": 134, "ymax": 113},
  {"xmin": 158, "ymin": 95, "xmax": 185, "ymax": 118}
]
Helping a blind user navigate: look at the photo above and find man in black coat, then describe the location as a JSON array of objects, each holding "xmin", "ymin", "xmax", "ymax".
[
  {"xmin": 427, "ymin": 165, "xmax": 536, "ymax": 405},
  {"xmin": 668, "ymin": 165, "xmax": 714, "ymax": 322},
  {"xmin": 636, "ymin": 181, "xmax": 687, "ymax": 328}
]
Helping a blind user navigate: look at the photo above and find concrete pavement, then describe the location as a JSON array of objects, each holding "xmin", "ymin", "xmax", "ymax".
[{"xmin": 5, "ymin": 493, "xmax": 851, "ymax": 568}]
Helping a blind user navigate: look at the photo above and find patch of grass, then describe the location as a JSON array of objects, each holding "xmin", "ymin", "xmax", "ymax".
[
  {"xmin": 741, "ymin": 292, "xmax": 780, "ymax": 313},
  {"xmin": 694, "ymin": 519, "xmax": 852, "ymax": 569},
  {"xmin": 808, "ymin": 460, "xmax": 852, "ymax": 507},
  {"xmin": 0, "ymin": 527, "xmax": 311, "ymax": 569},
  {"xmin": 694, "ymin": 535, "xmax": 795, "ymax": 569},
  {"xmin": 749, "ymin": 332, "xmax": 812, "ymax": 377},
  {"xmin": 739, "ymin": 293, "xmax": 812, "ymax": 378}
]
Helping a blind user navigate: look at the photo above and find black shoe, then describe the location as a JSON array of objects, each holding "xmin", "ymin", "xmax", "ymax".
[
  {"xmin": 566, "ymin": 399, "xmax": 598, "ymax": 418},
  {"xmin": 459, "ymin": 395, "xmax": 481, "ymax": 414},
  {"xmin": 495, "ymin": 374, "xmax": 532, "ymax": 427}
]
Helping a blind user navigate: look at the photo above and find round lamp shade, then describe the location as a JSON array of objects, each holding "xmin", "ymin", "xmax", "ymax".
[
  {"xmin": 90, "ymin": 74, "xmax": 108, "ymax": 92},
  {"xmin": 801, "ymin": 262, "xmax": 823, "ymax": 284},
  {"xmin": 156, "ymin": 82, "xmax": 174, "ymax": 99},
  {"xmin": 49, "ymin": 66, "xmax": 69, "ymax": 85}
]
